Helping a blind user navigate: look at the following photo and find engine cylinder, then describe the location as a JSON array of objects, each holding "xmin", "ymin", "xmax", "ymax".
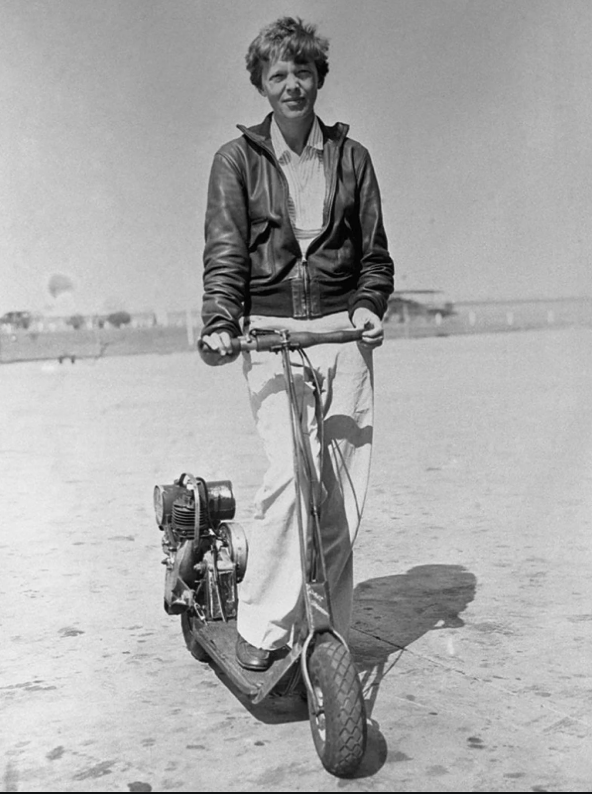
[
  {"xmin": 153, "ymin": 474, "xmax": 236, "ymax": 537},
  {"xmin": 172, "ymin": 502, "xmax": 196, "ymax": 539}
]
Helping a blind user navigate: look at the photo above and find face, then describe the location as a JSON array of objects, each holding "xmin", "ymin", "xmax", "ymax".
[{"xmin": 259, "ymin": 57, "xmax": 319, "ymax": 123}]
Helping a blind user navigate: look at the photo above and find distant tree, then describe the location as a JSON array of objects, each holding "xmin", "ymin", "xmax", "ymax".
[
  {"xmin": 106, "ymin": 311, "xmax": 132, "ymax": 328},
  {"xmin": 48, "ymin": 273, "xmax": 74, "ymax": 299},
  {"xmin": 0, "ymin": 311, "xmax": 32, "ymax": 330},
  {"xmin": 67, "ymin": 314, "xmax": 85, "ymax": 330}
]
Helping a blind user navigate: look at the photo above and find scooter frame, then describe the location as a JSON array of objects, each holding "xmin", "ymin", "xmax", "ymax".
[{"xmin": 181, "ymin": 327, "xmax": 368, "ymax": 773}]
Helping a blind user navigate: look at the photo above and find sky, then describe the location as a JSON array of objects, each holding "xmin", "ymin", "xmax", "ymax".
[{"xmin": 1, "ymin": 0, "xmax": 591, "ymax": 315}]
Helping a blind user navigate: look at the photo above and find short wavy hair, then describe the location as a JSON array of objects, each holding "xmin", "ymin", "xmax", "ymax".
[{"xmin": 246, "ymin": 16, "xmax": 329, "ymax": 91}]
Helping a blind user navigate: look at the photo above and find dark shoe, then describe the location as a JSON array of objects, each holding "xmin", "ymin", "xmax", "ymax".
[{"xmin": 236, "ymin": 635, "xmax": 271, "ymax": 671}]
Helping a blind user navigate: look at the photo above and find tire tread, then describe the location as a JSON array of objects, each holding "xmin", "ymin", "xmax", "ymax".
[{"xmin": 308, "ymin": 635, "xmax": 367, "ymax": 777}]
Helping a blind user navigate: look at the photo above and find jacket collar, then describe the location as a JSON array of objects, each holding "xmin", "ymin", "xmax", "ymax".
[
  {"xmin": 270, "ymin": 115, "xmax": 324, "ymax": 161},
  {"xmin": 238, "ymin": 113, "xmax": 349, "ymax": 150}
]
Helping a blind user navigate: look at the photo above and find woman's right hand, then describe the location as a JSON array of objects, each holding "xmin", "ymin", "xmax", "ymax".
[{"xmin": 198, "ymin": 331, "xmax": 239, "ymax": 366}]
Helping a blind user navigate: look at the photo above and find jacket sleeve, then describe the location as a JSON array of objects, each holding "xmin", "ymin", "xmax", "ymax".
[
  {"xmin": 348, "ymin": 150, "xmax": 395, "ymax": 319},
  {"xmin": 201, "ymin": 150, "xmax": 250, "ymax": 337}
]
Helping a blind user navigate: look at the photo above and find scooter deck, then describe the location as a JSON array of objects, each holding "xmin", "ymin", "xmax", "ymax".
[{"xmin": 191, "ymin": 617, "xmax": 303, "ymax": 704}]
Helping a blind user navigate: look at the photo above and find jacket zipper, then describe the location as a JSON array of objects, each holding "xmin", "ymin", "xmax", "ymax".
[
  {"xmin": 243, "ymin": 130, "xmax": 344, "ymax": 319},
  {"xmin": 296, "ymin": 154, "xmax": 339, "ymax": 319},
  {"xmin": 301, "ymin": 258, "xmax": 310, "ymax": 318}
]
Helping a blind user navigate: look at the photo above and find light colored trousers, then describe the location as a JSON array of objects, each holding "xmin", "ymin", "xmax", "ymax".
[{"xmin": 237, "ymin": 312, "xmax": 374, "ymax": 650}]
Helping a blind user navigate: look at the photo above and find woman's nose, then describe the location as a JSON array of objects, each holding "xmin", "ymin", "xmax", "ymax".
[{"xmin": 285, "ymin": 73, "xmax": 299, "ymax": 91}]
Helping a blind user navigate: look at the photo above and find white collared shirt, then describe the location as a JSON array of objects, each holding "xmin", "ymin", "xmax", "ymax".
[{"xmin": 270, "ymin": 115, "xmax": 326, "ymax": 255}]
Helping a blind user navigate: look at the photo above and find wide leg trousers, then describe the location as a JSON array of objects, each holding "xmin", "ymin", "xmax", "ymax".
[{"xmin": 236, "ymin": 312, "xmax": 374, "ymax": 650}]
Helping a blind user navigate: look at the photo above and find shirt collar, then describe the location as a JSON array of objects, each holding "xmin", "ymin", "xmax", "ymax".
[{"xmin": 270, "ymin": 115, "xmax": 323, "ymax": 161}]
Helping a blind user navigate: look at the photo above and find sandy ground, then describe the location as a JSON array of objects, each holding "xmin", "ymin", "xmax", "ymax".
[{"xmin": 2, "ymin": 327, "xmax": 592, "ymax": 793}]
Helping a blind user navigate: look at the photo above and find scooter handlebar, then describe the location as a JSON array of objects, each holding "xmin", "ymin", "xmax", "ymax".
[
  {"xmin": 236, "ymin": 327, "xmax": 364, "ymax": 351},
  {"xmin": 197, "ymin": 327, "xmax": 365, "ymax": 366}
]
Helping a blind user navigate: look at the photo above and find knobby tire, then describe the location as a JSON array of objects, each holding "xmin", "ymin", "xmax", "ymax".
[{"xmin": 307, "ymin": 634, "xmax": 367, "ymax": 777}]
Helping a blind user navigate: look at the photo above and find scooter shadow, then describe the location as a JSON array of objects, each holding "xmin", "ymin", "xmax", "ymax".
[
  {"xmin": 348, "ymin": 563, "xmax": 477, "ymax": 773},
  {"xmin": 351, "ymin": 563, "xmax": 477, "ymax": 704},
  {"xmin": 212, "ymin": 666, "xmax": 309, "ymax": 724},
  {"xmin": 214, "ymin": 654, "xmax": 392, "ymax": 779},
  {"xmin": 216, "ymin": 563, "xmax": 476, "ymax": 777}
]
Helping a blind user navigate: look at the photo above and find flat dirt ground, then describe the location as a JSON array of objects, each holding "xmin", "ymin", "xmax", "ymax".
[{"xmin": 2, "ymin": 328, "xmax": 592, "ymax": 793}]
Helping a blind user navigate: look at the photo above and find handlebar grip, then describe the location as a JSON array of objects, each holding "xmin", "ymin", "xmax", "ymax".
[{"xmin": 198, "ymin": 326, "xmax": 365, "ymax": 364}]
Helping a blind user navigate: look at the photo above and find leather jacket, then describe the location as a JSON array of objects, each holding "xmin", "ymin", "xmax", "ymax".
[{"xmin": 201, "ymin": 114, "xmax": 394, "ymax": 337}]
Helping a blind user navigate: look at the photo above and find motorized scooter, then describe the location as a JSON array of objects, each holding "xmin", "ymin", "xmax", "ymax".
[{"xmin": 154, "ymin": 327, "xmax": 367, "ymax": 777}]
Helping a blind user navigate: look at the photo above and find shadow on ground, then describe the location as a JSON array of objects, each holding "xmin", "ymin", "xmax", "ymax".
[
  {"xmin": 345, "ymin": 564, "xmax": 477, "ymax": 776},
  {"xmin": 216, "ymin": 667, "xmax": 309, "ymax": 726},
  {"xmin": 350, "ymin": 564, "xmax": 477, "ymax": 708},
  {"xmin": 211, "ymin": 564, "xmax": 476, "ymax": 778}
]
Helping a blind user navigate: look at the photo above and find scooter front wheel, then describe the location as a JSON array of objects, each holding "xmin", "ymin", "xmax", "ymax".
[{"xmin": 306, "ymin": 634, "xmax": 367, "ymax": 777}]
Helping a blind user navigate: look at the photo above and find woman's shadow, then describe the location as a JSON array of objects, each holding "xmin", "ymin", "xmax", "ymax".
[{"xmin": 348, "ymin": 564, "xmax": 477, "ymax": 776}]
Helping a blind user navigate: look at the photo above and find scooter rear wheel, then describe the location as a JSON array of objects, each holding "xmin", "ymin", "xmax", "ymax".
[
  {"xmin": 180, "ymin": 612, "xmax": 210, "ymax": 662},
  {"xmin": 307, "ymin": 634, "xmax": 367, "ymax": 777}
]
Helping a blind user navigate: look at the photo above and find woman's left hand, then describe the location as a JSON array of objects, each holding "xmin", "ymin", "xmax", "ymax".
[{"xmin": 352, "ymin": 307, "xmax": 384, "ymax": 348}]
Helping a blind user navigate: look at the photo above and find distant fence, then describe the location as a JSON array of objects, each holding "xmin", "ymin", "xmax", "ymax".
[
  {"xmin": 0, "ymin": 326, "xmax": 192, "ymax": 364},
  {"xmin": 383, "ymin": 297, "xmax": 592, "ymax": 339},
  {"xmin": 1, "ymin": 297, "xmax": 590, "ymax": 363}
]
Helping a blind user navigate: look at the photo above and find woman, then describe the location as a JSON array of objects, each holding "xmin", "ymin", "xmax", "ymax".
[{"xmin": 200, "ymin": 16, "xmax": 394, "ymax": 670}]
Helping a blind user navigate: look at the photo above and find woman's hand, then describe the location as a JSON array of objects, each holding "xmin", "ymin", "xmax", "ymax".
[
  {"xmin": 198, "ymin": 331, "xmax": 239, "ymax": 365},
  {"xmin": 352, "ymin": 307, "xmax": 384, "ymax": 348}
]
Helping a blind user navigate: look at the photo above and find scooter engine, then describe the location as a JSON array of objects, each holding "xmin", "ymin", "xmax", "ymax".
[
  {"xmin": 154, "ymin": 473, "xmax": 247, "ymax": 619},
  {"xmin": 154, "ymin": 473, "xmax": 235, "ymax": 541}
]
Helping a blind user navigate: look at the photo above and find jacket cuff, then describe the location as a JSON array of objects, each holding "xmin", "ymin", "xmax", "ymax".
[
  {"xmin": 199, "ymin": 321, "xmax": 241, "ymax": 339},
  {"xmin": 348, "ymin": 298, "xmax": 381, "ymax": 321}
]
